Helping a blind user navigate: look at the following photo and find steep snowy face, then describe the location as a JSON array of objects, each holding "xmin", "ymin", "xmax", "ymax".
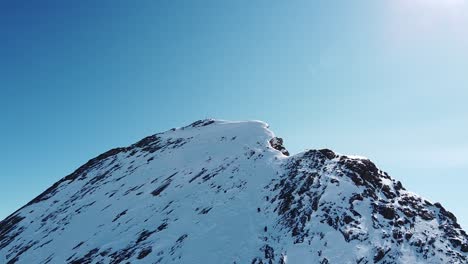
[{"xmin": 0, "ymin": 119, "xmax": 467, "ymax": 264}]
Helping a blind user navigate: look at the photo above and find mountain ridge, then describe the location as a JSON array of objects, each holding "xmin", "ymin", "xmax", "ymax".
[{"xmin": 1, "ymin": 119, "xmax": 467, "ymax": 263}]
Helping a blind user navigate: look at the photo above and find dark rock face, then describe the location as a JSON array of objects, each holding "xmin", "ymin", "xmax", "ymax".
[
  {"xmin": 318, "ymin": 149, "xmax": 336, "ymax": 160},
  {"xmin": 462, "ymin": 243, "xmax": 468, "ymax": 253},
  {"xmin": 269, "ymin": 137, "xmax": 289, "ymax": 156},
  {"xmin": 376, "ymin": 204, "xmax": 396, "ymax": 220}
]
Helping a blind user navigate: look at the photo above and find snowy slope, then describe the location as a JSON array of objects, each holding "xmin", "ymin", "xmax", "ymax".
[{"xmin": 0, "ymin": 119, "xmax": 467, "ymax": 264}]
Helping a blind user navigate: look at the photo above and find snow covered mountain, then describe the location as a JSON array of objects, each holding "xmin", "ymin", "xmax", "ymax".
[{"xmin": 1, "ymin": 119, "xmax": 467, "ymax": 264}]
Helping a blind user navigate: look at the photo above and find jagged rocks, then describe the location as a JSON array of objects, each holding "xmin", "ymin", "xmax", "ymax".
[
  {"xmin": 269, "ymin": 137, "xmax": 289, "ymax": 156},
  {"xmin": 318, "ymin": 149, "xmax": 336, "ymax": 160},
  {"xmin": 375, "ymin": 204, "xmax": 396, "ymax": 220},
  {"xmin": 461, "ymin": 243, "xmax": 468, "ymax": 253}
]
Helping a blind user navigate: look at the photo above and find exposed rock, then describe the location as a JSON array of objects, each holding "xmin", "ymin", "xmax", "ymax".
[{"xmin": 269, "ymin": 137, "xmax": 290, "ymax": 156}]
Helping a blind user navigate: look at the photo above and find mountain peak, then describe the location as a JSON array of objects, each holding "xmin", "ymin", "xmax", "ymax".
[{"xmin": 1, "ymin": 119, "xmax": 466, "ymax": 263}]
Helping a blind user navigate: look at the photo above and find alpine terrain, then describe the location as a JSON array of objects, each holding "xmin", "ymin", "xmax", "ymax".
[{"xmin": 1, "ymin": 119, "xmax": 467, "ymax": 264}]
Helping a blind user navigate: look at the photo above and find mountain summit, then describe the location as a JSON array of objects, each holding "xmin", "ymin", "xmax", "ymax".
[{"xmin": 1, "ymin": 119, "xmax": 467, "ymax": 263}]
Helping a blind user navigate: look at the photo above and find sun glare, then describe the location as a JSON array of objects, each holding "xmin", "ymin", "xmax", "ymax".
[{"xmin": 385, "ymin": 0, "xmax": 468, "ymax": 49}]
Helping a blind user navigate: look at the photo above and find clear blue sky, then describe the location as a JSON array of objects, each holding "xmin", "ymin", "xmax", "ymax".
[{"xmin": 1, "ymin": 1, "xmax": 467, "ymax": 229}]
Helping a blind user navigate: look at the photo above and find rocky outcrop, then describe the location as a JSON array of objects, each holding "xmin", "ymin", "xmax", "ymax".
[{"xmin": 269, "ymin": 137, "xmax": 289, "ymax": 156}]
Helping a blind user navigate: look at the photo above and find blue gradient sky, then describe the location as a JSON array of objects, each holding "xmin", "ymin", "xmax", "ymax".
[{"xmin": 1, "ymin": 1, "xmax": 467, "ymax": 228}]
